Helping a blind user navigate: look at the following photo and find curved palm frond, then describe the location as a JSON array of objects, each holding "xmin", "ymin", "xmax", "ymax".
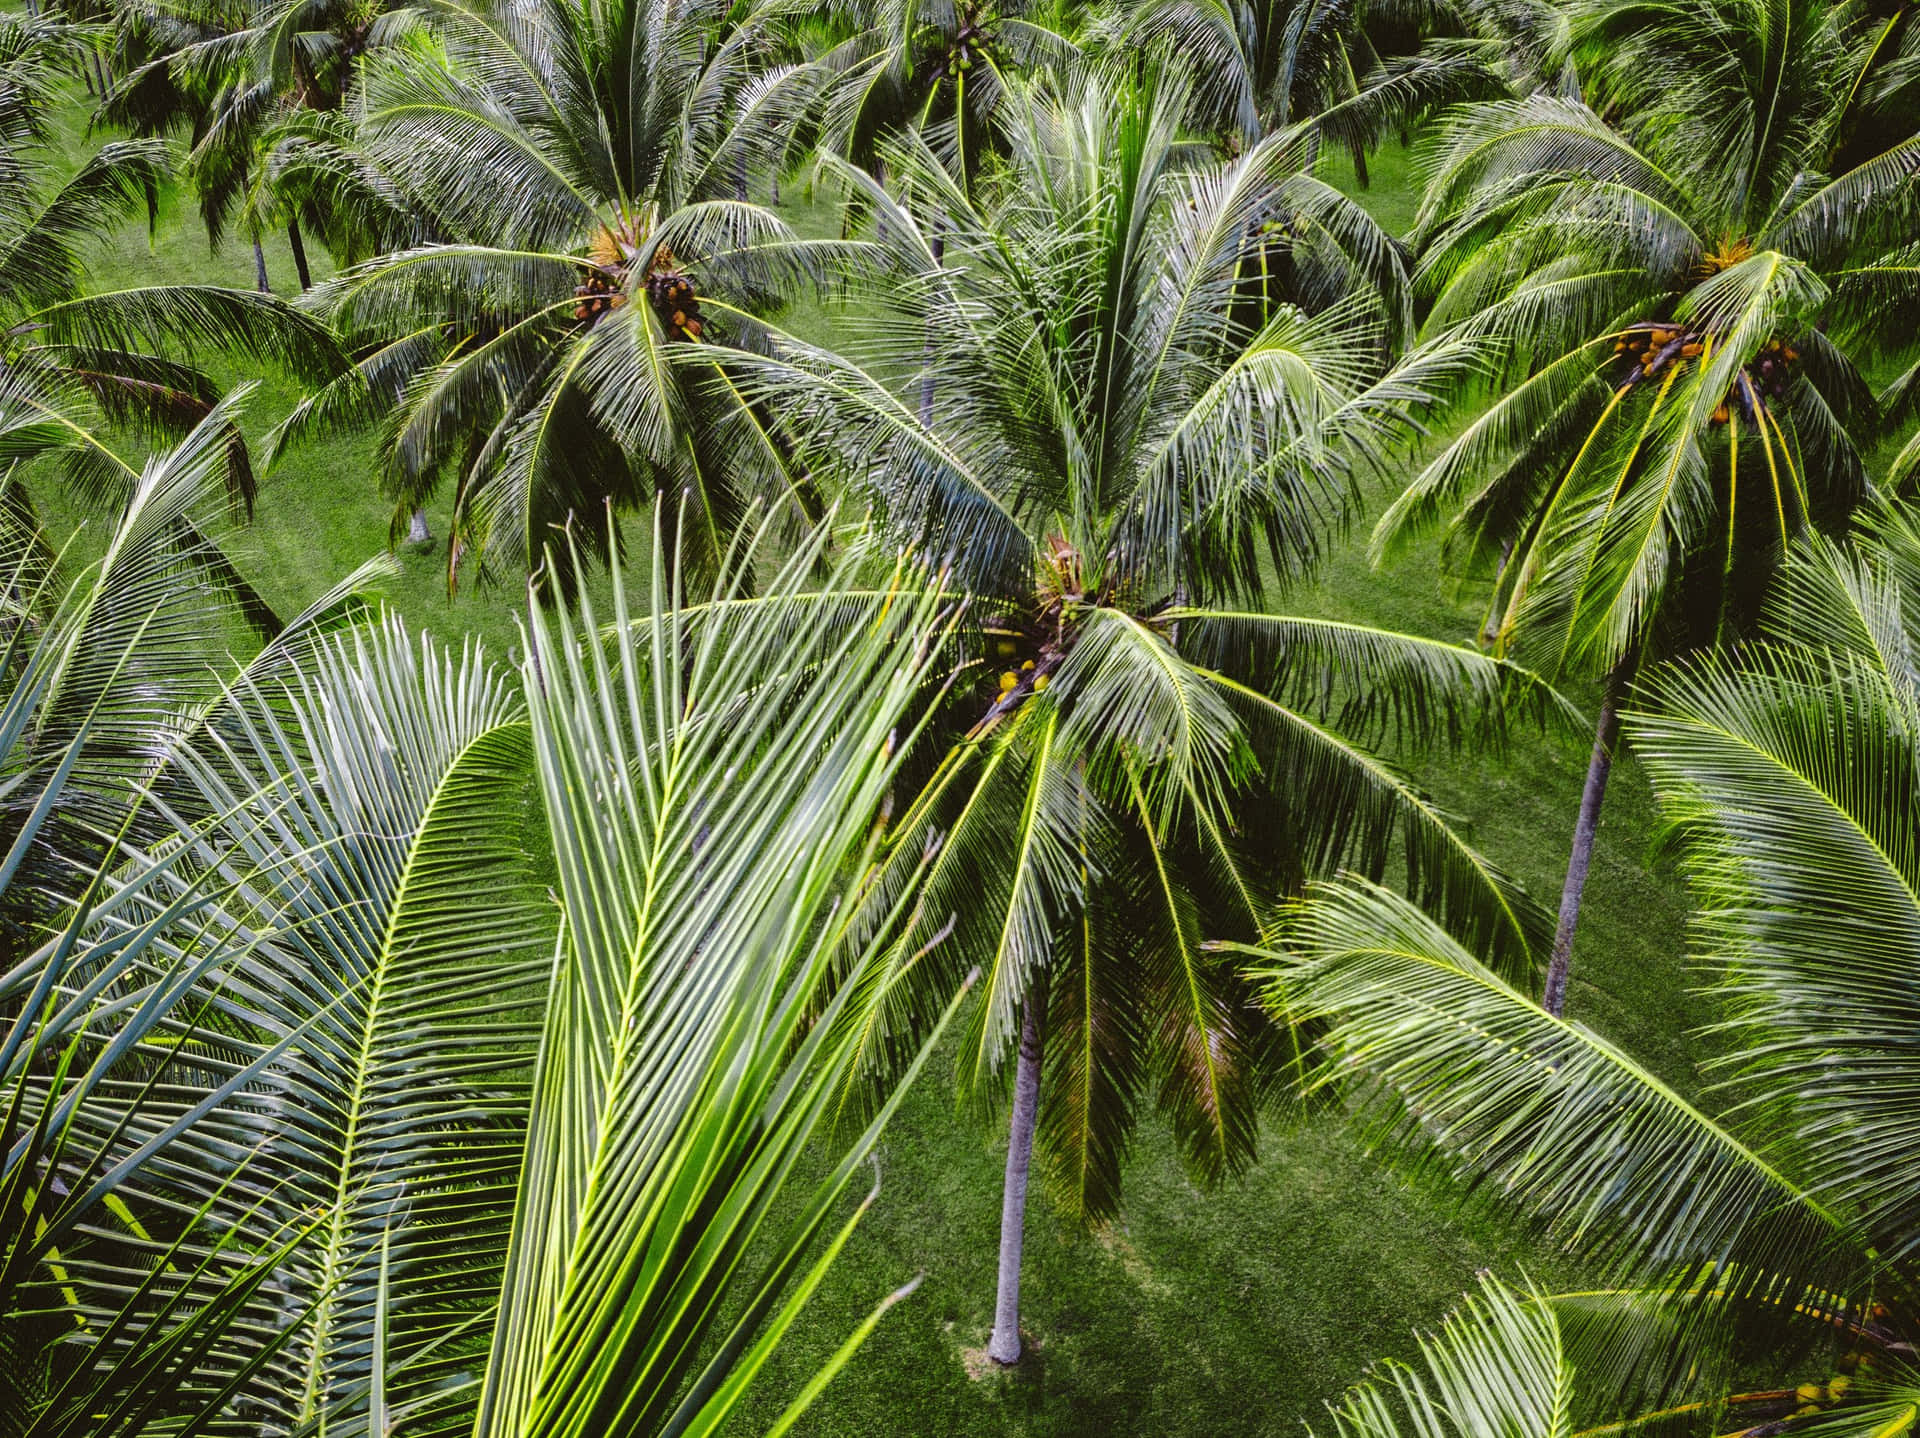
[{"xmin": 1259, "ymin": 876, "xmax": 1852, "ymax": 1294}]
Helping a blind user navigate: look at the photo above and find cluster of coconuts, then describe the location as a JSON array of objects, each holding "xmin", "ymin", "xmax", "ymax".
[
  {"xmin": 1716, "ymin": 337, "xmax": 1799, "ymax": 426},
  {"xmin": 943, "ymin": 11, "xmax": 997, "ymax": 76},
  {"xmin": 645, "ymin": 267, "xmax": 705, "ymax": 341},
  {"xmin": 573, "ymin": 267, "xmax": 627, "ymax": 324},
  {"xmin": 1613, "ymin": 322, "xmax": 1704, "ymax": 384},
  {"xmin": 985, "ymin": 626, "xmax": 1052, "ymax": 700},
  {"xmin": 1614, "ymin": 323, "xmax": 1798, "ymax": 426}
]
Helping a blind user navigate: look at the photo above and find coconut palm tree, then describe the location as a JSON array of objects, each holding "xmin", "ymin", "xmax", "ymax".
[
  {"xmin": 269, "ymin": 0, "xmax": 839, "ymax": 585},
  {"xmin": 718, "ymin": 62, "xmax": 1568, "ymax": 1365},
  {"xmin": 1102, "ymin": 0, "xmax": 1373, "ymax": 144},
  {"xmin": 103, "ymin": 0, "xmax": 427, "ymax": 294},
  {"xmin": 1369, "ymin": 0, "xmax": 1920, "ymax": 1013},
  {"xmin": 1266, "ymin": 497, "xmax": 1920, "ymax": 1436},
  {"xmin": 1094, "ymin": 0, "xmax": 1572, "ymax": 175},
  {"xmin": 0, "ymin": 9, "xmax": 343, "ymax": 537},
  {"xmin": 18, "ymin": 508, "xmax": 979, "ymax": 1435},
  {"xmin": 811, "ymin": 0, "xmax": 1079, "ymax": 197}
]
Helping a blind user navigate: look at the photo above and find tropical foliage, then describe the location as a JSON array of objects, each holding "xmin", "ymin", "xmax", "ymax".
[
  {"xmin": 1, "ymin": 12, "xmax": 340, "ymax": 515},
  {"xmin": 1358, "ymin": 0, "xmax": 1920, "ymax": 1009},
  {"xmin": 1267, "ymin": 500, "xmax": 1920, "ymax": 1435},
  {"xmin": 713, "ymin": 60, "xmax": 1572, "ymax": 1361},
  {"xmin": 266, "ymin": 0, "xmax": 839, "ymax": 580},
  {"xmin": 3, "ymin": 0, "xmax": 1919, "ymax": 1426},
  {"xmin": 0, "ymin": 492, "xmax": 981, "ymax": 1433}
]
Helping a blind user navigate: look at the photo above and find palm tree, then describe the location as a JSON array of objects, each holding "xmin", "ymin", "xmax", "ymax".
[
  {"xmin": 270, "ymin": 0, "xmax": 836, "ymax": 585},
  {"xmin": 1, "ymin": 10, "xmax": 343, "ymax": 549},
  {"xmin": 1096, "ymin": 0, "xmax": 1433, "ymax": 163},
  {"xmin": 721, "ymin": 62, "xmax": 1568, "ymax": 1365},
  {"xmin": 103, "ymin": 0, "xmax": 418, "ymax": 295},
  {"xmin": 1266, "ymin": 497, "xmax": 1920, "ymax": 1435},
  {"xmin": 811, "ymin": 0, "xmax": 1079, "ymax": 197},
  {"xmin": 1370, "ymin": 0, "xmax": 1920, "ymax": 1013},
  {"xmin": 1094, "ymin": 0, "xmax": 1574, "ymax": 175},
  {"xmin": 28, "ymin": 508, "xmax": 979, "ymax": 1434}
]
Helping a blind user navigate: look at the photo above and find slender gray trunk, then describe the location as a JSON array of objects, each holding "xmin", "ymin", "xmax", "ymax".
[
  {"xmin": 919, "ymin": 229, "xmax": 945, "ymax": 425},
  {"xmin": 771, "ymin": 167, "xmax": 780, "ymax": 206},
  {"xmin": 1541, "ymin": 653, "xmax": 1636, "ymax": 1016},
  {"xmin": 406, "ymin": 507, "xmax": 431, "ymax": 545},
  {"xmin": 287, "ymin": 218, "xmax": 312, "ymax": 291},
  {"xmin": 252, "ymin": 234, "xmax": 271, "ymax": 294},
  {"xmin": 987, "ymin": 997, "xmax": 1044, "ymax": 1366}
]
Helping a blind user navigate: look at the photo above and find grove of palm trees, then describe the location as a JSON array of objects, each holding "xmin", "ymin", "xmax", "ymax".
[{"xmin": 0, "ymin": 0, "xmax": 1914, "ymax": 1429}]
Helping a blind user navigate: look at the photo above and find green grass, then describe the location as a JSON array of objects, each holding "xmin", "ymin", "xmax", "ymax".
[{"xmin": 32, "ymin": 88, "xmax": 1698, "ymax": 1435}]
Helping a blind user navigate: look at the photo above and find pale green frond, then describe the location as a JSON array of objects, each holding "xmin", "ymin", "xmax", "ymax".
[
  {"xmin": 1315, "ymin": 1274, "xmax": 1574, "ymax": 1438},
  {"xmin": 1635, "ymin": 637, "xmax": 1920, "ymax": 1265},
  {"xmin": 1261, "ymin": 876, "xmax": 1851, "ymax": 1293},
  {"xmin": 474, "ymin": 507, "xmax": 969, "ymax": 1438}
]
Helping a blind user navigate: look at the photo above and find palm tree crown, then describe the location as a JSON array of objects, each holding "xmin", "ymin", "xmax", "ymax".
[
  {"xmin": 1366, "ymin": 0, "xmax": 1920, "ymax": 1011},
  {"xmin": 724, "ymin": 60, "xmax": 1567, "ymax": 1363},
  {"xmin": 275, "ymin": 0, "xmax": 835, "ymax": 582},
  {"xmin": 1378, "ymin": 0, "xmax": 1919, "ymax": 672}
]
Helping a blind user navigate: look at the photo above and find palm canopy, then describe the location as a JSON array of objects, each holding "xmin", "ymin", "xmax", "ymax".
[
  {"xmin": 810, "ymin": 0, "xmax": 1080, "ymax": 191},
  {"xmin": 272, "ymin": 0, "xmax": 844, "ymax": 584},
  {"xmin": 0, "ymin": 12, "xmax": 342, "ymax": 513},
  {"xmin": 1261, "ymin": 497, "xmax": 1920, "ymax": 1431},
  {"xmin": 1374, "ymin": 0, "xmax": 1920, "ymax": 678},
  {"xmin": 1094, "ymin": 0, "xmax": 1460, "ymax": 147},
  {"xmin": 25, "ymin": 511, "xmax": 977, "ymax": 1435},
  {"xmin": 716, "ymin": 63, "xmax": 1566, "ymax": 1227},
  {"xmin": 103, "ymin": 0, "xmax": 423, "ymax": 273}
]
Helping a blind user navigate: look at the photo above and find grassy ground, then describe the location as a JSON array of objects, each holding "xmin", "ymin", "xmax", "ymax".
[{"xmin": 36, "ymin": 94, "xmax": 1697, "ymax": 1435}]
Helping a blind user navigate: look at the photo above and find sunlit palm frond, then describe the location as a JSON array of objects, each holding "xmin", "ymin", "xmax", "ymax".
[
  {"xmin": 1634, "ymin": 582, "xmax": 1920, "ymax": 1265},
  {"xmin": 472, "ymin": 508, "xmax": 973, "ymax": 1437},
  {"xmin": 1260, "ymin": 876, "xmax": 1851, "ymax": 1294},
  {"xmin": 70, "ymin": 609, "xmax": 551, "ymax": 1435},
  {"xmin": 1315, "ymin": 1274, "xmax": 1575, "ymax": 1438}
]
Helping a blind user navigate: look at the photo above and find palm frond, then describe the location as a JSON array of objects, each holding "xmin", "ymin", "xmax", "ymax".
[
  {"xmin": 1260, "ymin": 876, "xmax": 1851, "ymax": 1293},
  {"xmin": 474, "ymin": 506, "xmax": 971, "ymax": 1437}
]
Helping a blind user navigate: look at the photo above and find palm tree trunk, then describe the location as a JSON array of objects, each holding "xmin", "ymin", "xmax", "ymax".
[
  {"xmin": 1541, "ymin": 653, "xmax": 1637, "ymax": 1016},
  {"xmin": 406, "ymin": 507, "xmax": 431, "ymax": 545},
  {"xmin": 987, "ymin": 994, "xmax": 1044, "ymax": 1366},
  {"xmin": 252, "ymin": 234, "xmax": 271, "ymax": 294},
  {"xmin": 919, "ymin": 228, "xmax": 944, "ymax": 425},
  {"xmin": 287, "ymin": 219, "xmax": 312, "ymax": 291},
  {"xmin": 1349, "ymin": 141, "xmax": 1370, "ymax": 188}
]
